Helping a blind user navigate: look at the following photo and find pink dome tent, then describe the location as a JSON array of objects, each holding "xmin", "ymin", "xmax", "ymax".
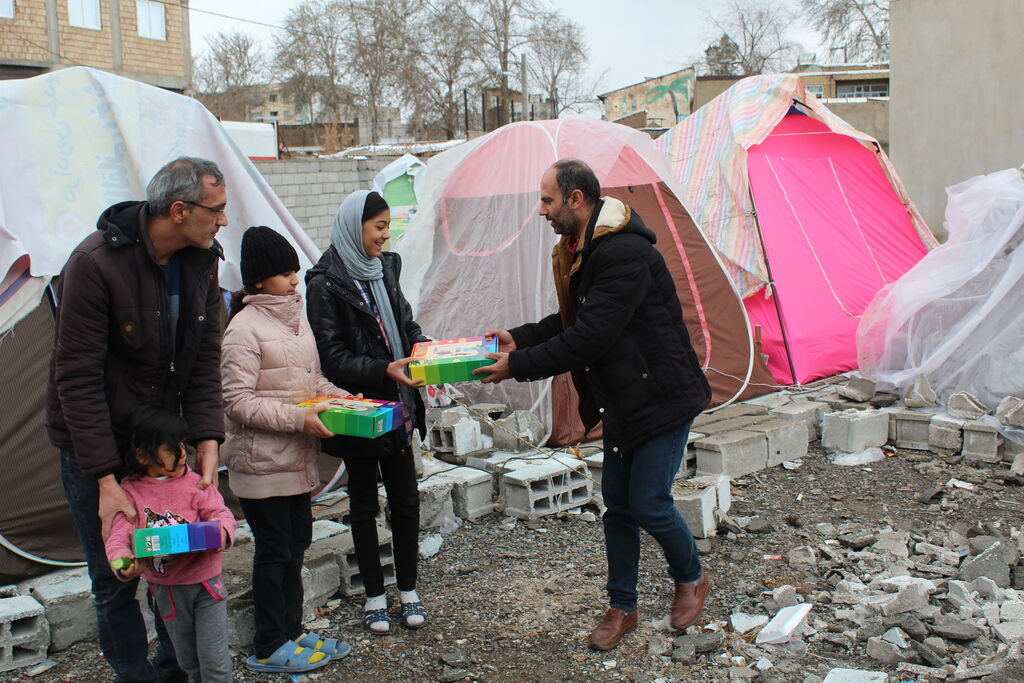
[{"xmin": 396, "ymin": 118, "xmax": 775, "ymax": 444}]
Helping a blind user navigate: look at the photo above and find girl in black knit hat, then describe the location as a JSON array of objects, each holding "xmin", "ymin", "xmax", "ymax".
[{"xmin": 222, "ymin": 226, "xmax": 354, "ymax": 673}]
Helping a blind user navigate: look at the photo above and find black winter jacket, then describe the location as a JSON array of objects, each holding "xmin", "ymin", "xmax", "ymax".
[
  {"xmin": 45, "ymin": 201, "xmax": 225, "ymax": 477},
  {"xmin": 305, "ymin": 246, "xmax": 429, "ymax": 459},
  {"xmin": 507, "ymin": 198, "xmax": 711, "ymax": 453}
]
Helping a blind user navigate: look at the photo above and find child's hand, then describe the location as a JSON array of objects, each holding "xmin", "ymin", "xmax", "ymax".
[
  {"xmin": 217, "ymin": 527, "xmax": 229, "ymax": 553},
  {"xmin": 116, "ymin": 556, "xmax": 144, "ymax": 580},
  {"xmin": 303, "ymin": 406, "xmax": 334, "ymax": 438}
]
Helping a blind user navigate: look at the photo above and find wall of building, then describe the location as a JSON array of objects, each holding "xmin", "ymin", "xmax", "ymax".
[
  {"xmin": 56, "ymin": 0, "xmax": 115, "ymax": 69},
  {"xmin": 890, "ymin": 0, "xmax": 1024, "ymax": 239},
  {"xmin": 827, "ymin": 99, "xmax": 890, "ymax": 152},
  {"xmin": 0, "ymin": 0, "xmax": 50, "ymax": 64},
  {"xmin": 119, "ymin": 0, "xmax": 186, "ymax": 79},
  {"xmin": 601, "ymin": 68, "xmax": 695, "ymax": 128},
  {"xmin": 254, "ymin": 157, "xmax": 391, "ymax": 249},
  {"xmin": 693, "ymin": 76, "xmax": 743, "ymax": 111}
]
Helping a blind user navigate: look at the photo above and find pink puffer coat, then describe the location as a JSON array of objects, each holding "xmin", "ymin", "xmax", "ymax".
[{"xmin": 221, "ymin": 293, "xmax": 348, "ymax": 499}]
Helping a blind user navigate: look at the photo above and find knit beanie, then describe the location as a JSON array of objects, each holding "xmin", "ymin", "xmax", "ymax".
[
  {"xmin": 240, "ymin": 226, "xmax": 300, "ymax": 287},
  {"xmin": 361, "ymin": 191, "xmax": 389, "ymax": 223}
]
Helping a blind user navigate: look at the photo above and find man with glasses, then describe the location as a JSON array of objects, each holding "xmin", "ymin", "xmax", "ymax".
[{"xmin": 46, "ymin": 157, "xmax": 229, "ymax": 682}]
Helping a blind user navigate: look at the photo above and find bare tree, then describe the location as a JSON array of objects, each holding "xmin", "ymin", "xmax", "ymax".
[
  {"xmin": 707, "ymin": 0, "xmax": 798, "ymax": 75},
  {"xmin": 191, "ymin": 30, "xmax": 267, "ymax": 119},
  {"xmin": 273, "ymin": 0, "xmax": 349, "ymax": 123},
  {"xmin": 342, "ymin": 0, "xmax": 419, "ymax": 143},
  {"xmin": 801, "ymin": 0, "xmax": 889, "ymax": 63},
  {"xmin": 405, "ymin": 1, "xmax": 477, "ymax": 139},
  {"xmin": 459, "ymin": 0, "xmax": 539, "ymax": 127},
  {"xmin": 526, "ymin": 13, "xmax": 590, "ymax": 117}
]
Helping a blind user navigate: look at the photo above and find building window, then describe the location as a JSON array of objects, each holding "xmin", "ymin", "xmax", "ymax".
[
  {"xmin": 805, "ymin": 84, "xmax": 824, "ymax": 98},
  {"xmin": 136, "ymin": 0, "xmax": 165, "ymax": 40},
  {"xmin": 68, "ymin": 0, "xmax": 101, "ymax": 30},
  {"xmin": 269, "ymin": 94, "xmax": 278, "ymax": 102},
  {"xmin": 0, "ymin": 0, "xmax": 14, "ymax": 19},
  {"xmin": 269, "ymin": 111, "xmax": 278, "ymax": 117},
  {"xmin": 836, "ymin": 82, "xmax": 889, "ymax": 98}
]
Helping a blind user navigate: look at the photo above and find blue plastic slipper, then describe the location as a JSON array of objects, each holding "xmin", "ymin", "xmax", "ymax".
[
  {"xmin": 244, "ymin": 640, "xmax": 331, "ymax": 673},
  {"xmin": 295, "ymin": 631, "xmax": 351, "ymax": 660}
]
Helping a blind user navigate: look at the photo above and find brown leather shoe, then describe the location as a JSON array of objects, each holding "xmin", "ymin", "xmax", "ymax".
[
  {"xmin": 588, "ymin": 608, "xmax": 638, "ymax": 651},
  {"xmin": 670, "ymin": 573, "xmax": 710, "ymax": 630}
]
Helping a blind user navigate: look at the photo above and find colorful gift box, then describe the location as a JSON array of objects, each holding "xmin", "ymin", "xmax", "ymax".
[
  {"xmin": 132, "ymin": 521, "xmax": 222, "ymax": 559},
  {"xmin": 409, "ymin": 335, "xmax": 498, "ymax": 385},
  {"xmin": 296, "ymin": 395, "xmax": 403, "ymax": 438}
]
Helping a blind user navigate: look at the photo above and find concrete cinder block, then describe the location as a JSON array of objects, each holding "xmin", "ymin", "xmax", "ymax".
[
  {"xmin": 694, "ymin": 430, "xmax": 768, "ymax": 478},
  {"xmin": 466, "ymin": 403, "xmax": 510, "ymax": 436},
  {"xmin": 822, "ymin": 409, "xmax": 888, "ymax": 453},
  {"xmin": 336, "ymin": 524, "xmax": 395, "ymax": 597},
  {"xmin": 962, "ymin": 420, "xmax": 1004, "ymax": 464},
  {"xmin": 743, "ymin": 418, "xmax": 808, "ymax": 466},
  {"xmin": 18, "ymin": 567, "xmax": 95, "ymax": 652},
  {"xmin": 301, "ymin": 548, "xmax": 342, "ymax": 622},
  {"xmin": 500, "ymin": 459, "xmax": 590, "ymax": 519},
  {"xmin": 888, "ymin": 408, "xmax": 933, "ymax": 451},
  {"xmin": 692, "ymin": 414, "xmax": 774, "ymax": 436},
  {"xmin": 673, "ymin": 484, "xmax": 717, "ymax": 539},
  {"xmin": 584, "ymin": 451, "xmax": 604, "ymax": 507},
  {"xmin": 929, "ymin": 413, "xmax": 964, "ymax": 455},
  {"xmin": 0, "ymin": 595, "xmax": 48, "ymax": 673},
  {"xmin": 693, "ymin": 404, "xmax": 768, "ymax": 429},
  {"xmin": 417, "ymin": 477, "xmax": 456, "ymax": 530},
  {"xmin": 770, "ymin": 401, "xmax": 828, "ymax": 441},
  {"xmin": 492, "ymin": 410, "xmax": 546, "ymax": 452},
  {"xmin": 451, "ymin": 419, "xmax": 485, "ymax": 458},
  {"xmin": 687, "ymin": 473, "xmax": 732, "ymax": 513},
  {"xmin": 437, "ymin": 467, "xmax": 494, "ymax": 521}
]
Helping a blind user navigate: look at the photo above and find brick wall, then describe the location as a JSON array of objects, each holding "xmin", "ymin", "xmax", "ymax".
[
  {"xmin": 0, "ymin": 0, "xmax": 50, "ymax": 63},
  {"xmin": 254, "ymin": 157, "xmax": 392, "ymax": 250},
  {"xmin": 57, "ymin": 0, "xmax": 114, "ymax": 69},
  {"xmin": 120, "ymin": 0, "xmax": 185, "ymax": 77}
]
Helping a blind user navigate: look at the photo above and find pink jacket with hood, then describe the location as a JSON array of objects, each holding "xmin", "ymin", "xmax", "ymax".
[{"xmin": 221, "ymin": 293, "xmax": 348, "ymax": 499}]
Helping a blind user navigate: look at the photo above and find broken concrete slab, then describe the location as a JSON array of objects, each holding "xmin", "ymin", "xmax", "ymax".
[
  {"xmin": 838, "ymin": 374, "xmax": 877, "ymax": 402},
  {"xmin": 960, "ymin": 540, "xmax": 1013, "ymax": 587},
  {"xmin": 946, "ymin": 391, "xmax": 990, "ymax": 420},
  {"xmin": 492, "ymin": 410, "xmax": 546, "ymax": 452},
  {"xmin": 997, "ymin": 396, "xmax": 1024, "ymax": 428},
  {"xmin": 904, "ymin": 374, "xmax": 938, "ymax": 409},
  {"xmin": 693, "ymin": 403, "xmax": 768, "ymax": 429}
]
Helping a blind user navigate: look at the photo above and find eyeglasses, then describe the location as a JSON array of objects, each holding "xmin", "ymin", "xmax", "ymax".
[{"xmin": 183, "ymin": 200, "xmax": 227, "ymax": 215}]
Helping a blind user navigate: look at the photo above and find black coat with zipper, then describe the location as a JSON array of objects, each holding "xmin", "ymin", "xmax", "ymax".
[
  {"xmin": 507, "ymin": 200, "xmax": 711, "ymax": 454},
  {"xmin": 305, "ymin": 245, "xmax": 429, "ymax": 460},
  {"xmin": 45, "ymin": 201, "xmax": 225, "ymax": 478}
]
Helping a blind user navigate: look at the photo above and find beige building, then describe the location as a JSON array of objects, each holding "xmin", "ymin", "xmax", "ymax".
[
  {"xmin": 0, "ymin": 0, "xmax": 190, "ymax": 90},
  {"xmin": 598, "ymin": 67, "xmax": 696, "ymax": 131},
  {"xmin": 890, "ymin": 0, "xmax": 1024, "ymax": 239}
]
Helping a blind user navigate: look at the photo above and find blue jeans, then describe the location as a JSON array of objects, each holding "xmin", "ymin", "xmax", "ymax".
[
  {"xmin": 59, "ymin": 448, "xmax": 181, "ymax": 683},
  {"xmin": 601, "ymin": 422, "xmax": 702, "ymax": 613}
]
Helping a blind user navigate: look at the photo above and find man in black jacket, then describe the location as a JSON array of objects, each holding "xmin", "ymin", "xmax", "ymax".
[
  {"xmin": 46, "ymin": 157, "xmax": 227, "ymax": 682},
  {"xmin": 476, "ymin": 159, "xmax": 711, "ymax": 651}
]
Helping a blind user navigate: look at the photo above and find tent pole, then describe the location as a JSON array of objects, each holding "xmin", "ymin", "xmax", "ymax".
[{"xmin": 750, "ymin": 200, "xmax": 800, "ymax": 386}]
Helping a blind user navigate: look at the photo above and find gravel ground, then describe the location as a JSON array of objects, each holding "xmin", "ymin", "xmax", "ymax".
[{"xmin": 6, "ymin": 442, "xmax": 1024, "ymax": 683}]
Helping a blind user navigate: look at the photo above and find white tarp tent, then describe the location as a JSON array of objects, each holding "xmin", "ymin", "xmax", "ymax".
[
  {"xmin": 0, "ymin": 66, "xmax": 319, "ymax": 332},
  {"xmin": 858, "ymin": 166, "xmax": 1024, "ymax": 407}
]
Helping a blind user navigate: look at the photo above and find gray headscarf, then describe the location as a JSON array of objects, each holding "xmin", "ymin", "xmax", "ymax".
[{"xmin": 330, "ymin": 190, "xmax": 405, "ymax": 365}]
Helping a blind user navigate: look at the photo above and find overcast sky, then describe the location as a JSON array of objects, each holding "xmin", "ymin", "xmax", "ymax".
[{"xmin": 188, "ymin": 0, "xmax": 822, "ymax": 95}]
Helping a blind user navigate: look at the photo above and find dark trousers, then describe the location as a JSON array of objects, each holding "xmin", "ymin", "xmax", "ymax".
[
  {"xmin": 344, "ymin": 447, "xmax": 420, "ymax": 596},
  {"xmin": 59, "ymin": 449, "xmax": 180, "ymax": 683},
  {"xmin": 601, "ymin": 422, "xmax": 702, "ymax": 613},
  {"xmin": 238, "ymin": 493, "xmax": 312, "ymax": 659}
]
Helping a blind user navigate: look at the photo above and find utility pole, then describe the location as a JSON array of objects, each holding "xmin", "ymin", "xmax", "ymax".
[
  {"xmin": 520, "ymin": 53, "xmax": 529, "ymax": 123},
  {"xmin": 463, "ymin": 89, "xmax": 469, "ymax": 138}
]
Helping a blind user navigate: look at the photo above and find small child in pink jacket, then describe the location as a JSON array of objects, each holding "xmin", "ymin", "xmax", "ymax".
[
  {"xmin": 105, "ymin": 405, "xmax": 237, "ymax": 683},
  {"xmin": 221, "ymin": 226, "xmax": 352, "ymax": 674}
]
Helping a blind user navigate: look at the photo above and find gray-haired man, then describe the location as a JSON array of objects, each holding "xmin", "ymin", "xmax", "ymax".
[{"xmin": 46, "ymin": 157, "xmax": 228, "ymax": 682}]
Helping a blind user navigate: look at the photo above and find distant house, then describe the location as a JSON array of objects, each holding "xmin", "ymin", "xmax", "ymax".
[
  {"xmin": 598, "ymin": 67, "xmax": 696, "ymax": 133},
  {"xmin": 0, "ymin": 0, "xmax": 190, "ymax": 91}
]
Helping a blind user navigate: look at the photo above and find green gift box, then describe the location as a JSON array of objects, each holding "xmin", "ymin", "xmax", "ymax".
[
  {"xmin": 409, "ymin": 336, "xmax": 498, "ymax": 385},
  {"xmin": 297, "ymin": 395, "xmax": 403, "ymax": 438}
]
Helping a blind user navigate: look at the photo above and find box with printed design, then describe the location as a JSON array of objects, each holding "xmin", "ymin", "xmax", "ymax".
[
  {"xmin": 297, "ymin": 395, "xmax": 403, "ymax": 438},
  {"xmin": 409, "ymin": 336, "xmax": 498, "ymax": 385},
  {"xmin": 132, "ymin": 521, "xmax": 222, "ymax": 559}
]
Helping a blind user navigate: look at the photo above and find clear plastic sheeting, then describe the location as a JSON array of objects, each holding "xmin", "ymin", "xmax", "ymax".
[{"xmin": 857, "ymin": 168, "xmax": 1024, "ymax": 407}]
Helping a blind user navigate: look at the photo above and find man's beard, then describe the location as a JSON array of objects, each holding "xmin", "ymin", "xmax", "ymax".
[{"xmin": 550, "ymin": 205, "xmax": 578, "ymax": 236}]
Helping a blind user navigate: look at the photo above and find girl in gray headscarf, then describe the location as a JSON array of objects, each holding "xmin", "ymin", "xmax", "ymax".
[{"xmin": 306, "ymin": 190, "xmax": 430, "ymax": 635}]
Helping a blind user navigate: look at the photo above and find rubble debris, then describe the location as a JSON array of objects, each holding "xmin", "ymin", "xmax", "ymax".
[
  {"xmin": 904, "ymin": 374, "xmax": 938, "ymax": 408},
  {"xmin": 946, "ymin": 391, "xmax": 990, "ymax": 421}
]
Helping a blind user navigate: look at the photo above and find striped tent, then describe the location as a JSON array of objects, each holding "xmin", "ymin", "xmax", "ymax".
[{"xmin": 656, "ymin": 74, "xmax": 937, "ymax": 384}]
